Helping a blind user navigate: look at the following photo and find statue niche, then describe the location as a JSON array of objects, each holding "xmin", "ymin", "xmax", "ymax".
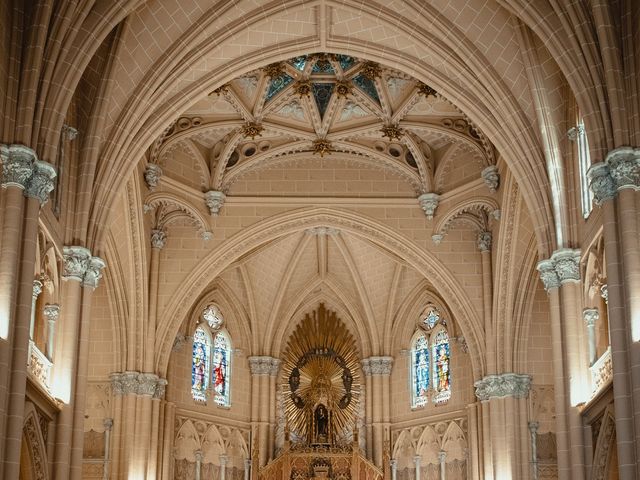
[{"xmin": 314, "ymin": 404, "xmax": 330, "ymax": 444}]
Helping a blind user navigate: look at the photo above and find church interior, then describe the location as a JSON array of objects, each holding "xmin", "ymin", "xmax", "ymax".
[{"xmin": 0, "ymin": 1, "xmax": 639, "ymax": 479}]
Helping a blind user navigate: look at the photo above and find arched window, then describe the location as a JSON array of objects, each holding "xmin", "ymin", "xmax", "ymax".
[
  {"xmin": 432, "ymin": 328, "xmax": 451, "ymax": 404},
  {"xmin": 212, "ymin": 330, "xmax": 231, "ymax": 406},
  {"xmin": 191, "ymin": 304, "xmax": 232, "ymax": 406},
  {"xmin": 192, "ymin": 326, "xmax": 211, "ymax": 402},
  {"xmin": 410, "ymin": 304, "xmax": 451, "ymax": 407},
  {"xmin": 411, "ymin": 332, "xmax": 430, "ymax": 408}
]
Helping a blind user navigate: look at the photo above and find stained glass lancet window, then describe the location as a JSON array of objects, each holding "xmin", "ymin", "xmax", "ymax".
[
  {"xmin": 411, "ymin": 333, "xmax": 430, "ymax": 408},
  {"xmin": 212, "ymin": 331, "xmax": 231, "ymax": 406},
  {"xmin": 432, "ymin": 329, "xmax": 451, "ymax": 404},
  {"xmin": 192, "ymin": 326, "xmax": 211, "ymax": 402}
]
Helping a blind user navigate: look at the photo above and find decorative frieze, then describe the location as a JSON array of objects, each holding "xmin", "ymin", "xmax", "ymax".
[
  {"xmin": 590, "ymin": 347, "xmax": 612, "ymax": 394},
  {"xmin": 588, "ymin": 146, "xmax": 640, "ymax": 205},
  {"xmin": 365, "ymin": 356, "xmax": 393, "ymax": 375},
  {"xmin": 361, "ymin": 359, "xmax": 371, "ymax": 376},
  {"xmin": 474, "ymin": 373, "xmax": 532, "ymax": 401},
  {"xmin": 110, "ymin": 371, "xmax": 167, "ymax": 398},
  {"xmin": 248, "ymin": 356, "xmax": 279, "ymax": 376},
  {"xmin": 305, "ymin": 226, "xmax": 340, "ymax": 236},
  {"xmin": 481, "ymin": 165, "xmax": 500, "ymax": 192},
  {"xmin": 62, "ymin": 246, "xmax": 106, "ymax": 289},
  {"xmin": 205, "ymin": 190, "xmax": 226, "ymax": 215},
  {"xmin": 27, "ymin": 339, "xmax": 52, "ymax": 388},
  {"xmin": 418, "ymin": 193, "xmax": 440, "ymax": 220},
  {"xmin": 476, "ymin": 230, "xmax": 492, "ymax": 252},
  {"xmin": 144, "ymin": 163, "xmax": 163, "ymax": 190},
  {"xmin": 151, "ymin": 228, "xmax": 167, "ymax": 249}
]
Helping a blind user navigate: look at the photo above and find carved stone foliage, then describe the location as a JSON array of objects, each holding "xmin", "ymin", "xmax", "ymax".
[
  {"xmin": 362, "ymin": 356, "xmax": 393, "ymax": 375},
  {"xmin": 588, "ymin": 146, "xmax": 640, "ymax": 205},
  {"xmin": 474, "ymin": 373, "xmax": 531, "ymax": 401},
  {"xmin": 481, "ymin": 165, "xmax": 499, "ymax": 192},
  {"xmin": 205, "ymin": 190, "xmax": 226, "ymax": 215},
  {"xmin": 591, "ymin": 406, "xmax": 616, "ymax": 480},
  {"xmin": 0, "ymin": 144, "xmax": 57, "ymax": 204},
  {"xmin": 248, "ymin": 356, "xmax": 280, "ymax": 376},
  {"xmin": 590, "ymin": 347, "xmax": 612, "ymax": 393},
  {"xmin": 62, "ymin": 246, "xmax": 106, "ymax": 289},
  {"xmin": 110, "ymin": 371, "xmax": 167, "ymax": 399},
  {"xmin": 417, "ymin": 193, "xmax": 439, "ymax": 219},
  {"xmin": 537, "ymin": 248, "xmax": 581, "ymax": 291},
  {"xmin": 23, "ymin": 408, "xmax": 49, "ymax": 480}
]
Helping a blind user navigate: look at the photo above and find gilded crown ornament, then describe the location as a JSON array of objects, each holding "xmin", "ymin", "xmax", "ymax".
[
  {"xmin": 312, "ymin": 139, "xmax": 333, "ymax": 157},
  {"xmin": 241, "ymin": 122, "xmax": 264, "ymax": 139},
  {"xmin": 380, "ymin": 124, "xmax": 404, "ymax": 141},
  {"xmin": 418, "ymin": 83, "xmax": 438, "ymax": 98},
  {"xmin": 335, "ymin": 80, "xmax": 352, "ymax": 98},
  {"xmin": 264, "ymin": 62, "xmax": 285, "ymax": 78},
  {"xmin": 360, "ymin": 61, "xmax": 381, "ymax": 80},
  {"xmin": 294, "ymin": 80, "xmax": 312, "ymax": 97}
]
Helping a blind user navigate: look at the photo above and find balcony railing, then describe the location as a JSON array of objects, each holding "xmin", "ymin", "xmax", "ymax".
[
  {"xmin": 27, "ymin": 339, "xmax": 52, "ymax": 390},
  {"xmin": 590, "ymin": 346, "xmax": 612, "ymax": 394}
]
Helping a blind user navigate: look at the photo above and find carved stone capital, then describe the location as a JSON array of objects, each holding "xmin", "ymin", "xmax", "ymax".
[
  {"xmin": 537, "ymin": 248, "xmax": 581, "ymax": 290},
  {"xmin": 43, "ymin": 304, "xmax": 60, "ymax": 323},
  {"xmin": 588, "ymin": 146, "xmax": 640, "ymax": 205},
  {"xmin": 62, "ymin": 124, "xmax": 78, "ymax": 141},
  {"xmin": 82, "ymin": 256, "xmax": 106, "ymax": 289},
  {"xmin": 600, "ymin": 284, "xmax": 608, "ymax": 304},
  {"xmin": 248, "ymin": 356, "xmax": 278, "ymax": 376},
  {"xmin": 528, "ymin": 421, "xmax": 539, "ymax": 433},
  {"xmin": 536, "ymin": 259, "xmax": 559, "ymax": 292},
  {"xmin": 476, "ymin": 230, "xmax": 492, "ymax": 252},
  {"xmin": 151, "ymin": 228, "xmax": 167, "ymax": 249},
  {"xmin": 583, "ymin": 308, "xmax": 599, "ymax": 327},
  {"xmin": 32, "ymin": 279, "xmax": 43, "ymax": 298},
  {"xmin": 361, "ymin": 359, "xmax": 371, "ymax": 376},
  {"xmin": 25, "ymin": 160, "xmax": 57, "ymax": 205},
  {"xmin": 110, "ymin": 371, "xmax": 167, "ymax": 397},
  {"xmin": 417, "ymin": 193, "xmax": 440, "ymax": 220},
  {"xmin": 474, "ymin": 373, "xmax": 532, "ymax": 401},
  {"xmin": 0, "ymin": 144, "xmax": 36, "ymax": 189},
  {"xmin": 205, "ymin": 190, "xmax": 226, "ymax": 215},
  {"xmin": 144, "ymin": 163, "xmax": 163, "ymax": 190},
  {"xmin": 194, "ymin": 450, "xmax": 204, "ymax": 463},
  {"xmin": 62, "ymin": 246, "xmax": 92, "ymax": 281},
  {"xmin": 481, "ymin": 165, "xmax": 499, "ymax": 192},
  {"xmin": 551, "ymin": 248, "xmax": 581, "ymax": 284},
  {"xmin": 219, "ymin": 454, "xmax": 229, "ymax": 465},
  {"xmin": 269, "ymin": 358, "xmax": 281, "ymax": 376},
  {"xmin": 365, "ymin": 356, "xmax": 393, "ymax": 375},
  {"xmin": 103, "ymin": 418, "xmax": 113, "ymax": 430}
]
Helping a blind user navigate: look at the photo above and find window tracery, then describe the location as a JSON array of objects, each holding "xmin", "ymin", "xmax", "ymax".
[
  {"xmin": 191, "ymin": 304, "xmax": 231, "ymax": 406},
  {"xmin": 410, "ymin": 305, "xmax": 451, "ymax": 407}
]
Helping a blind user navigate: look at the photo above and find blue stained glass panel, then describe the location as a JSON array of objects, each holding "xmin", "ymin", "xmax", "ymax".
[
  {"xmin": 212, "ymin": 332, "xmax": 231, "ymax": 406},
  {"xmin": 422, "ymin": 309, "xmax": 440, "ymax": 329},
  {"xmin": 412, "ymin": 334, "xmax": 430, "ymax": 407},
  {"xmin": 312, "ymin": 58, "xmax": 335, "ymax": 74},
  {"xmin": 266, "ymin": 74, "xmax": 294, "ymax": 102},
  {"xmin": 290, "ymin": 56, "xmax": 307, "ymax": 71},
  {"xmin": 336, "ymin": 55, "xmax": 356, "ymax": 71},
  {"xmin": 191, "ymin": 327, "xmax": 210, "ymax": 402},
  {"xmin": 312, "ymin": 83, "xmax": 335, "ymax": 119},
  {"xmin": 353, "ymin": 74, "xmax": 380, "ymax": 104}
]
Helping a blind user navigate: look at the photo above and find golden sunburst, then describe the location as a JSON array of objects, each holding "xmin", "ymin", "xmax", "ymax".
[{"xmin": 282, "ymin": 305, "xmax": 360, "ymax": 445}]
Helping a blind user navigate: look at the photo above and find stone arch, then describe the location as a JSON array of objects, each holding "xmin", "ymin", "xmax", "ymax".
[
  {"xmin": 416, "ymin": 426, "xmax": 440, "ymax": 465},
  {"xmin": 174, "ymin": 419, "xmax": 200, "ymax": 462},
  {"xmin": 83, "ymin": 2, "xmax": 558, "ymax": 258},
  {"xmin": 201, "ymin": 424, "xmax": 226, "ymax": 465},
  {"xmin": 432, "ymin": 197, "xmax": 499, "ymax": 241},
  {"xmin": 393, "ymin": 429, "xmax": 416, "ymax": 468},
  {"xmin": 21, "ymin": 403, "xmax": 50, "ymax": 480},
  {"xmin": 442, "ymin": 422, "xmax": 467, "ymax": 461},
  {"xmin": 144, "ymin": 191, "xmax": 212, "ymax": 239},
  {"xmin": 154, "ymin": 207, "xmax": 485, "ymax": 378}
]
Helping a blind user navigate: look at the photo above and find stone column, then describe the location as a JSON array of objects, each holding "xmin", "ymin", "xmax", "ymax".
[
  {"xmin": 160, "ymin": 401, "xmax": 176, "ymax": 480},
  {"xmin": 583, "ymin": 309, "xmax": 599, "ymax": 366},
  {"xmin": 474, "ymin": 373, "xmax": 531, "ymax": 480},
  {"xmin": 219, "ymin": 453, "xmax": 229, "ymax": 480},
  {"xmin": 528, "ymin": 421, "xmax": 538, "ymax": 480},
  {"xmin": 477, "ymin": 231, "xmax": 495, "ymax": 374},
  {"xmin": 536, "ymin": 260, "xmax": 571, "ymax": 480},
  {"xmin": 244, "ymin": 457, "xmax": 251, "ymax": 480},
  {"xmin": 361, "ymin": 359, "xmax": 373, "ymax": 460},
  {"xmin": 268, "ymin": 359, "xmax": 280, "ymax": 460},
  {"xmin": 43, "ymin": 303, "xmax": 60, "ymax": 360},
  {"xmin": 29, "ymin": 279, "xmax": 43, "ymax": 340},
  {"xmin": 2, "ymin": 151, "xmax": 55, "ymax": 478},
  {"xmin": 390, "ymin": 459, "xmax": 397, "ymax": 480},
  {"xmin": 366, "ymin": 356, "xmax": 393, "ymax": 467},
  {"xmin": 66, "ymin": 255, "xmax": 105, "ymax": 480},
  {"xmin": 413, "ymin": 455, "xmax": 421, "ymax": 480},
  {"xmin": 249, "ymin": 356, "xmax": 277, "ymax": 467},
  {"xmin": 466, "ymin": 403, "xmax": 481, "ymax": 479},
  {"xmin": 438, "ymin": 450, "xmax": 446, "ymax": 480},
  {"xmin": 195, "ymin": 449, "xmax": 203, "ymax": 480},
  {"xmin": 589, "ymin": 147, "xmax": 640, "ymax": 477},
  {"xmin": 103, "ymin": 418, "xmax": 113, "ymax": 480},
  {"xmin": 541, "ymin": 249, "xmax": 587, "ymax": 480}
]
